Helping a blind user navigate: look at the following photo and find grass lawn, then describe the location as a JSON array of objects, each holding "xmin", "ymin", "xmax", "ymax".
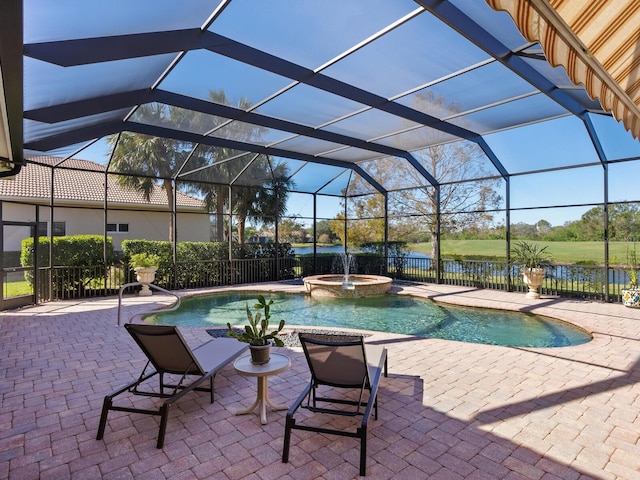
[
  {"xmin": 4, "ymin": 280, "xmax": 32, "ymax": 297},
  {"xmin": 408, "ymin": 240, "xmax": 632, "ymax": 265}
]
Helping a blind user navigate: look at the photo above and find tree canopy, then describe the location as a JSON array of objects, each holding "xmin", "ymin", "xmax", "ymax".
[{"xmin": 107, "ymin": 93, "xmax": 293, "ymax": 244}]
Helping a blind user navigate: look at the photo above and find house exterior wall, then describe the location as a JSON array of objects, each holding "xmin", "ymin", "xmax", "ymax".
[
  {"xmin": 176, "ymin": 213, "xmax": 212, "ymax": 245},
  {"xmin": 2, "ymin": 203, "xmax": 37, "ymax": 223},
  {"xmin": 2, "ymin": 203, "xmax": 211, "ymax": 252}
]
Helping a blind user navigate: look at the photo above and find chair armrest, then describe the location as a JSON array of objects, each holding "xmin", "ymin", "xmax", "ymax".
[
  {"xmin": 361, "ymin": 347, "xmax": 387, "ymax": 428},
  {"xmin": 365, "ymin": 344, "xmax": 387, "ymax": 382}
]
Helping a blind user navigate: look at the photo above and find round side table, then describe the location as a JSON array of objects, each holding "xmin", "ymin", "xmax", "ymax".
[{"xmin": 233, "ymin": 353, "xmax": 291, "ymax": 424}]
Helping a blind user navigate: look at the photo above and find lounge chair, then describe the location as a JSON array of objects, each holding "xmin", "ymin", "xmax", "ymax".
[
  {"xmin": 282, "ymin": 333, "xmax": 388, "ymax": 476},
  {"xmin": 96, "ymin": 324, "xmax": 248, "ymax": 448}
]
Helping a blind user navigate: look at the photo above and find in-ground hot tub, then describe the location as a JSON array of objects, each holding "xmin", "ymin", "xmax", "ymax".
[{"xmin": 303, "ymin": 274, "xmax": 392, "ymax": 298}]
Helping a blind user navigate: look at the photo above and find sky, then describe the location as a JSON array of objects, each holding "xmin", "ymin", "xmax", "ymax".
[
  {"xmin": 71, "ymin": 111, "xmax": 640, "ymax": 230},
  {"xmin": 25, "ymin": 0, "xmax": 640, "ymax": 230}
]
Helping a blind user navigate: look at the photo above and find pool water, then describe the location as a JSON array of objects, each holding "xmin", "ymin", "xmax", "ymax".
[{"xmin": 145, "ymin": 291, "xmax": 592, "ymax": 348}]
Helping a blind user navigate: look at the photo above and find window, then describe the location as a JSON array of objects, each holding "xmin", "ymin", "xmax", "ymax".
[
  {"xmin": 34, "ymin": 221, "xmax": 66, "ymax": 237},
  {"xmin": 107, "ymin": 223, "xmax": 129, "ymax": 233},
  {"xmin": 52, "ymin": 222, "xmax": 66, "ymax": 236}
]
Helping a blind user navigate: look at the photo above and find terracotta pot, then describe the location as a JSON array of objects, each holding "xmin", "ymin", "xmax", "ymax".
[{"xmin": 249, "ymin": 342, "xmax": 271, "ymax": 364}]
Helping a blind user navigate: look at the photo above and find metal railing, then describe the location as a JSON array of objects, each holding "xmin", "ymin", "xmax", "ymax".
[
  {"xmin": 117, "ymin": 282, "xmax": 181, "ymax": 326},
  {"xmin": 397, "ymin": 257, "xmax": 623, "ymax": 302},
  {"xmin": 26, "ymin": 255, "xmax": 627, "ymax": 304}
]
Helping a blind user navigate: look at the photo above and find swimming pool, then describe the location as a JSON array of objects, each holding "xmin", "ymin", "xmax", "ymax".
[{"xmin": 144, "ymin": 291, "xmax": 592, "ymax": 348}]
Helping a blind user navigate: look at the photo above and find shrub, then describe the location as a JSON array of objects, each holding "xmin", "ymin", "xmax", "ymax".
[
  {"xmin": 21, "ymin": 235, "xmax": 115, "ymax": 294},
  {"xmin": 121, "ymin": 240, "xmax": 172, "ymax": 283},
  {"xmin": 129, "ymin": 253, "xmax": 161, "ymax": 268},
  {"xmin": 360, "ymin": 241, "xmax": 408, "ymax": 276},
  {"xmin": 121, "ymin": 239, "xmax": 296, "ymax": 288}
]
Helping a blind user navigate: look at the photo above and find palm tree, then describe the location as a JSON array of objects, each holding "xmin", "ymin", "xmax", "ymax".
[
  {"xmin": 232, "ymin": 157, "xmax": 293, "ymax": 244},
  {"xmin": 190, "ymin": 90, "xmax": 283, "ymax": 243},
  {"xmin": 108, "ymin": 92, "xmax": 291, "ymax": 244},
  {"xmin": 107, "ymin": 104, "xmax": 190, "ymax": 241}
]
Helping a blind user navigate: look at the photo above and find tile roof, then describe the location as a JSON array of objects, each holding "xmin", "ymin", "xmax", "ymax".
[{"xmin": 0, "ymin": 155, "xmax": 205, "ymax": 210}]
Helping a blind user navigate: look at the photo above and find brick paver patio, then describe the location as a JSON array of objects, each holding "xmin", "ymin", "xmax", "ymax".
[{"xmin": 1, "ymin": 282, "xmax": 639, "ymax": 479}]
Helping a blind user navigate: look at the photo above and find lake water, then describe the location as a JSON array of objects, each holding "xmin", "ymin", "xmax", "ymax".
[
  {"xmin": 293, "ymin": 245, "xmax": 429, "ymax": 258},
  {"xmin": 294, "ymin": 247, "xmax": 625, "ymax": 284}
]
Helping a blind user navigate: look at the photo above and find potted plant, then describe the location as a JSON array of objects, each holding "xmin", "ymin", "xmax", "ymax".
[
  {"xmin": 621, "ymin": 245, "xmax": 640, "ymax": 307},
  {"xmin": 129, "ymin": 253, "xmax": 161, "ymax": 296},
  {"xmin": 226, "ymin": 295, "xmax": 286, "ymax": 364},
  {"xmin": 510, "ymin": 241, "xmax": 553, "ymax": 299}
]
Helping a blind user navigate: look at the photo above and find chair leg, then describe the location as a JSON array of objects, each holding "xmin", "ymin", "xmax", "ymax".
[
  {"xmin": 157, "ymin": 404, "xmax": 169, "ymax": 448},
  {"xmin": 359, "ymin": 426, "xmax": 367, "ymax": 476},
  {"xmin": 282, "ymin": 416, "xmax": 294, "ymax": 463},
  {"xmin": 96, "ymin": 396, "xmax": 112, "ymax": 440},
  {"xmin": 209, "ymin": 376, "xmax": 215, "ymax": 403}
]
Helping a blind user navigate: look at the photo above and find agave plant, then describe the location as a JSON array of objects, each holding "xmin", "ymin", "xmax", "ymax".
[
  {"xmin": 510, "ymin": 241, "xmax": 553, "ymax": 270},
  {"xmin": 226, "ymin": 295, "xmax": 285, "ymax": 346}
]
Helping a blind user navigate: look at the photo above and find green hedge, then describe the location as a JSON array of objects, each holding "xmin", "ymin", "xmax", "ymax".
[
  {"xmin": 21, "ymin": 234, "xmax": 114, "ymax": 267},
  {"xmin": 21, "ymin": 235, "xmax": 115, "ymax": 294},
  {"xmin": 3, "ymin": 251, "xmax": 21, "ymax": 268},
  {"xmin": 295, "ymin": 253, "xmax": 337, "ymax": 277},
  {"xmin": 121, "ymin": 240, "xmax": 296, "ymax": 287},
  {"xmin": 295, "ymin": 242, "xmax": 409, "ymax": 278}
]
